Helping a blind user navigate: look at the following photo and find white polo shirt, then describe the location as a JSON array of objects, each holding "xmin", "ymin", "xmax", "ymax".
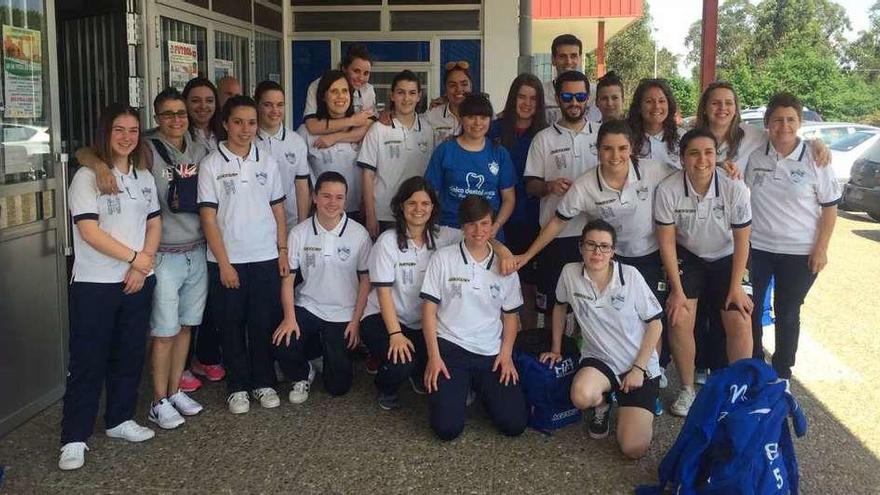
[
  {"xmin": 745, "ymin": 140, "xmax": 841, "ymax": 255},
  {"xmin": 193, "ymin": 128, "xmax": 218, "ymax": 153},
  {"xmin": 69, "ymin": 165, "xmax": 160, "ymax": 283},
  {"xmin": 424, "ymin": 104, "xmax": 460, "ymax": 144},
  {"xmin": 420, "ymin": 242, "xmax": 523, "ymax": 356},
  {"xmin": 288, "ymin": 214, "xmax": 371, "ymax": 322},
  {"xmin": 717, "ymin": 123, "xmax": 767, "ymax": 169},
  {"xmin": 303, "ymin": 78, "xmax": 376, "ymax": 118},
  {"xmin": 556, "ymin": 159, "xmax": 676, "ymax": 258},
  {"xmin": 197, "ymin": 142, "xmax": 286, "ymax": 264},
  {"xmin": 638, "ymin": 128, "xmax": 685, "ymax": 170},
  {"xmin": 363, "ymin": 226, "xmax": 462, "ymax": 328},
  {"xmin": 257, "ymin": 125, "xmax": 310, "ymax": 230},
  {"xmin": 555, "ymin": 261, "xmax": 663, "ymax": 378},
  {"xmin": 297, "ymin": 124, "xmax": 363, "ymax": 213},
  {"xmin": 654, "ymin": 170, "xmax": 752, "ymax": 262},
  {"xmin": 356, "ymin": 115, "xmax": 435, "ymax": 222},
  {"xmin": 523, "ymin": 121, "xmax": 599, "ymax": 238}
]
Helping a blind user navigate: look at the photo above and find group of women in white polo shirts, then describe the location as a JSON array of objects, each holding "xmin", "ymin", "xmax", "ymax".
[{"xmin": 58, "ymin": 40, "xmax": 839, "ymax": 471}]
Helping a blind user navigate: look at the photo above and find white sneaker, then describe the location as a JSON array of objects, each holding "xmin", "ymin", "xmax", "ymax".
[
  {"xmin": 148, "ymin": 399, "xmax": 185, "ymax": 429},
  {"xmin": 58, "ymin": 442, "xmax": 88, "ymax": 471},
  {"xmin": 659, "ymin": 367, "xmax": 668, "ymax": 389},
  {"xmin": 252, "ymin": 387, "xmax": 281, "ymax": 408},
  {"xmin": 105, "ymin": 420, "xmax": 155, "ymax": 442},
  {"xmin": 227, "ymin": 391, "xmax": 250, "ymax": 414},
  {"xmin": 695, "ymin": 368, "xmax": 710, "ymax": 385},
  {"xmin": 169, "ymin": 390, "xmax": 203, "ymax": 416},
  {"xmin": 671, "ymin": 387, "xmax": 697, "ymax": 417},
  {"xmin": 289, "ymin": 380, "xmax": 310, "ymax": 404}
]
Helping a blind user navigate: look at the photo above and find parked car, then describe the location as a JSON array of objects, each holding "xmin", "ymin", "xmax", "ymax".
[
  {"xmin": 841, "ymin": 137, "xmax": 880, "ymax": 222},
  {"xmin": 741, "ymin": 106, "xmax": 824, "ymax": 126},
  {"xmin": 828, "ymin": 130, "xmax": 880, "ymax": 184}
]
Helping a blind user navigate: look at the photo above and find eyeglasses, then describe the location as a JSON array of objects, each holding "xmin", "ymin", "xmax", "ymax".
[
  {"xmin": 559, "ymin": 92, "xmax": 589, "ymax": 103},
  {"xmin": 579, "ymin": 240, "xmax": 614, "ymax": 253},
  {"xmin": 157, "ymin": 110, "xmax": 188, "ymax": 121},
  {"xmin": 444, "ymin": 60, "xmax": 470, "ymax": 71}
]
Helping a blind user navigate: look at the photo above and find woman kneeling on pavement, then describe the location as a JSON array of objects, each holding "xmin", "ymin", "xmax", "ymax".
[{"xmin": 543, "ymin": 219, "xmax": 663, "ymax": 459}]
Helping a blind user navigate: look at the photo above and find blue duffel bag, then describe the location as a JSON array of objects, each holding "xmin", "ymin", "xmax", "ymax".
[{"xmin": 514, "ymin": 328, "xmax": 581, "ymax": 433}]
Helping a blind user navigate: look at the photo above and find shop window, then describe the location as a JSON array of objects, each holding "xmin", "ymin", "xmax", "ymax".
[
  {"xmin": 256, "ymin": 33, "xmax": 282, "ymax": 84},
  {"xmin": 390, "ymin": 10, "xmax": 479, "ymax": 31},
  {"xmin": 294, "ymin": 11, "xmax": 381, "ymax": 31}
]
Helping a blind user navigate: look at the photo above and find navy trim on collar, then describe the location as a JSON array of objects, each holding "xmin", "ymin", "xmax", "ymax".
[
  {"xmin": 682, "ymin": 172, "xmax": 689, "ymax": 197},
  {"xmin": 311, "ymin": 215, "xmax": 318, "ymax": 235},
  {"xmin": 553, "ymin": 124, "xmax": 563, "ymax": 135},
  {"xmin": 458, "ymin": 241, "xmax": 495, "ymax": 268},
  {"xmin": 487, "ymin": 250, "xmax": 495, "ymax": 270},
  {"xmin": 797, "ymin": 144, "xmax": 806, "ymax": 162},
  {"xmin": 218, "ymin": 146, "xmax": 230, "ymax": 162},
  {"xmin": 765, "ymin": 141, "xmax": 770, "ymax": 155},
  {"xmin": 338, "ymin": 215, "xmax": 349, "ymax": 237},
  {"xmin": 311, "ymin": 214, "xmax": 349, "ymax": 237},
  {"xmin": 714, "ymin": 171, "xmax": 719, "ymax": 196},
  {"xmin": 443, "ymin": 105, "xmax": 449, "ymax": 118},
  {"xmin": 282, "ymin": 127, "xmax": 287, "ymax": 140},
  {"xmin": 617, "ymin": 261, "xmax": 625, "ymax": 286},
  {"xmin": 596, "ymin": 167, "xmax": 603, "ymax": 192},
  {"xmin": 633, "ymin": 162, "xmax": 642, "ymax": 181},
  {"xmin": 459, "ymin": 242, "xmax": 468, "ymax": 264}
]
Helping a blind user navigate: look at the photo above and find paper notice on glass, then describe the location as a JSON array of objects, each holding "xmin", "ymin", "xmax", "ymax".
[
  {"xmin": 3, "ymin": 25, "xmax": 43, "ymax": 118},
  {"xmin": 168, "ymin": 41, "xmax": 199, "ymax": 91},
  {"xmin": 214, "ymin": 59, "xmax": 234, "ymax": 83}
]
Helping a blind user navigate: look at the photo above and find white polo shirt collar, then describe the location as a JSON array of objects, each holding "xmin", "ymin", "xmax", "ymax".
[
  {"xmin": 683, "ymin": 169, "xmax": 720, "ymax": 200},
  {"xmin": 257, "ymin": 125, "xmax": 286, "ymax": 142},
  {"xmin": 596, "ymin": 161, "xmax": 642, "ymax": 193},
  {"xmin": 458, "ymin": 241, "xmax": 495, "ymax": 270},
  {"xmin": 217, "ymin": 141, "xmax": 259, "ymax": 163},
  {"xmin": 312, "ymin": 213, "xmax": 350, "ymax": 238},
  {"xmin": 765, "ymin": 139, "xmax": 807, "ymax": 163}
]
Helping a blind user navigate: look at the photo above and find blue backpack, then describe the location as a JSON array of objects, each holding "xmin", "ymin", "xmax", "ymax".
[
  {"xmin": 513, "ymin": 329, "xmax": 581, "ymax": 433},
  {"xmin": 637, "ymin": 359, "xmax": 808, "ymax": 495}
]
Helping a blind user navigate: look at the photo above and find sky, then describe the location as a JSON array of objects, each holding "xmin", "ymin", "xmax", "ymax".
[{"xmin": 649, "ymin": 0, "xmax": 875, "ymax": 74}]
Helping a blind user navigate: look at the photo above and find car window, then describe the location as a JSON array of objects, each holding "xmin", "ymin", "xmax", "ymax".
[
  {"xmin": 818, "ymin": 128, "xmax": 847, "ymax": 145},
  {"xmin": 830, "ymin": 131, "xmax": 876, "ymax": 152}
]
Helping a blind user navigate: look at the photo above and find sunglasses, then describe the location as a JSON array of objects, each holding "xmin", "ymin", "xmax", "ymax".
[
  {"xmin": 559, "ymin": 92, "xmax": 589, "ymax": 103},
  {"xmin": 444, "ymin": 60, "xmax": 470, "ymax": 71}
]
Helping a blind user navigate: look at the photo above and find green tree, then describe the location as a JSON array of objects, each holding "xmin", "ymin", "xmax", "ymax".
[
  {"xmin": 666, "ymin": 75, "xmax": 699, "ymax": 117},
  {"xmin": 750, "ymin": 0, "xmax": 851, "ymax": 61},
  {"xmin": 684, "ymin": 0, "xmax": 756, "ymax": 75},
  {"xmin": 846, "ymin": 1, "xmax": 880, "ymax": 81},
  {"xmin": 602, "ymin": 3, "xmax": 677, "ymax": 95}
]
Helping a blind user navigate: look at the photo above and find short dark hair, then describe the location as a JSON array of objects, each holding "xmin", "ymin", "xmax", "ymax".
[
  {"xmin": 458, "ymin": 93, "xmax": 493, "ymax": 118},
  {"xmin": 153, "ymin": 87, "xmax": 184, "ymax": 113},
  {"xmin": 596, "ymin": 71, "xmax": 624, "ymax": 95},
  {"xmin": 314, "ymin": 171, "xmax": 348, "ymax": 194},
  {"xmin": 254, "ymin": 80, "xmax": 284, "ymax": 103},
  {"xmin": 764, "ymin": 92, "xmax": 803, "ymax": 127},
  {"xmin": 391, "ymin": 176, "xmax": 441, "ymax": 251},
  {"xmin": 391, "ymin": 70, "xmax": 421, "ymax": 93},
  {"xmin": 596, "ymin": 119, "xmax": 635, "ymax": 152},
  {"xmin": 220, "ymin": 94, "xmax": 258, "ymax": 122},
  {"xmin": 457, "ymin": 195, "xmax": 494, "ymax": 226},
  {"xmin": 551, "ymin": 34, "xmax": 582, "ymax": 57},
  {"xmin": 581, "ymin": 218, "xmax": 617, "ymax": 247},
  {"xmin": 678, "ymin": 127, "xmax": 718, "ymax": 159},
  {"xmin": 554, "ymin": 70, "xmax": 590, "ymax": 97},
  {"xmin": 341, "ymin": 43, "xmax": 372, "ymax": 68}
]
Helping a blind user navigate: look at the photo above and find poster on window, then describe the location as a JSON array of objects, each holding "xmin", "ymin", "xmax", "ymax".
[
  {"xmin": 214, "ymin": 59, "xmax": 234, "ymax": 83},
  {"xmin": 3, "ymin": 25, "xmax": 43, "ymax": 118},
  {"xmin": 168, "ymin": 41, "xmax": 198, "ymax": 91}
]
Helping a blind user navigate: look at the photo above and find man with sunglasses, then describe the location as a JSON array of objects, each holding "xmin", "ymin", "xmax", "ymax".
[
  {"xmin": 543, "ymin": 34, "xmax": 601, "ymax": 125},
  {"xmin": 522, "ymin": 70, "xmax": 598, "ymax": 321}
]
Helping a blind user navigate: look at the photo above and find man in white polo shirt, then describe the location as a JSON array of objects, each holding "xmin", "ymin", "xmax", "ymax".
[
  {"xmin": 542, "ymin": 34, "xmax": 601, "ymax": 125},
  {"xmin": 541, "ymin": 219, "xmax": 662, "ymax": 458},
  {"xmin": 521, "ymin": 69, "xmax": 599, "ymax": 317},
  {"xmin": 198, "ymin": 96, "xmax": 288, "ymax": 414},
  {"xmin": 358, "ymin": 70, "xmax": 435, "ymax": 238},
  {"xmin": 654, "ymin": 128, "xmax": 753, "ymax": 417},
  {"xmin": 272, "ymin": 172, "xmax": 372, "ymax": 404},
  {"xmin": 420, "ymin": 195, "xmax": 526, "ymax": 441}
]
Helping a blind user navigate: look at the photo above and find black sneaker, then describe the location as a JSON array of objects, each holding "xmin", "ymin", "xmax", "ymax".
[
  {"xmin": 588, "ymin": 405, "xmax": 611, "ymax": 439},
  {"xmin": 378, "ymin": 392, "xmax": 400, "ymax": 411}
]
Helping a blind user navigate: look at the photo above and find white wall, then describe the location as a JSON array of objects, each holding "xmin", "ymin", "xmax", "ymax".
[{"xmin": 483, "ymin": 0, "xmax": 520, "ymax": 113}]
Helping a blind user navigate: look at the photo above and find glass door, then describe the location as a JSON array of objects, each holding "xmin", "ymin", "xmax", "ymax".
[
  {"xmin": 214, "ymin": 28, "xmax": 249, "ymax": 92},
  {"xmin": 160, "ymin": 15, "xmax": 208, "ymax": 92},
  {"xmin": 0, "ymin": 0, "xmax": 66, "ymax": 436}
]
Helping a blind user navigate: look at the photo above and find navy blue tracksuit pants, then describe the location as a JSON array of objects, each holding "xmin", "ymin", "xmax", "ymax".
[
  {"xmin": 360, "ymin": 314, "xmax": 426, "ymax": 395},
  {"xmin": 273, "ymin": 306, "xmax": 353, "ymax": 396},
  {"xmin": 208, "ymin": 259, "xmax": 280, "ymax": 394},
  {"xmin": 61, "ymin": 277, "xmax": 155, "ymax": 444},
  {"xmin": 429, "ymin": 338, "xmax": 527, "ymax": 441},
  {"xmin": 750, "ymin": 249, "xmax": 817, "ymax": 379}
]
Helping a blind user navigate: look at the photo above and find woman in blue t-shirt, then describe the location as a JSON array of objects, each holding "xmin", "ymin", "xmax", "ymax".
[
  {"xmin": 487, "ymin": 74, "xmax": 546, "ymax": 328},
  {"xmin": 425, "ymin": 93, "xmax": 516, "ymax": 240}
]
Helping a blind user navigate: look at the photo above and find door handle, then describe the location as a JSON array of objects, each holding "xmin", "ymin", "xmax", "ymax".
[{"xmin": 58, "ymin": 152, "xmax": 72, "ymax": 256}]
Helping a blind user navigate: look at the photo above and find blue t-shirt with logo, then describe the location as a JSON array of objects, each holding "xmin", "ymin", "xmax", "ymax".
[{"xmin": 424, "ymin": 137, "xmax": 517, "ymax": 229}]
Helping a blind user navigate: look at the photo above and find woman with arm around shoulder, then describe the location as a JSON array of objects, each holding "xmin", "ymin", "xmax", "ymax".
[
  {"xmin": 628, "ymin": 78, "xmax": 683, "ymax": 170},
  {"xmin": 542, "ymin": 219, "xmax": 663, "ymax": 458},
  {"xmin": 744, "ymin": 93, "xmax": 840, "ymax": 379},
  {"xmin": 420, "ymin": 195, "xmax": 526, "ymax": 440},
  {"xmin": 59, "ymin": 103, "xmax": 161, "ymax": 470}
]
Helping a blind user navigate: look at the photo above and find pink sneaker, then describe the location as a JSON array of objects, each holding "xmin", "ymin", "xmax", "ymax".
[
  {"xmin": 191, "ymin": 360, "xmax": 226, "ymax": 382},
  {"xmin": 179, "ymin": 370, "xmax": 202, "ymax": 392}
]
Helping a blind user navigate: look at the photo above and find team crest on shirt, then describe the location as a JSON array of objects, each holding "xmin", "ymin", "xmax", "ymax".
[
  {"xmin": 450, "ymin": 283, "xmax": 463, "ymax": 299},
  {"xmin": 256, "ymin": 171, "xmax": 268, "ymax": 186},
  {"xmin": 284, "ymin": 152, "xmax": 297, "ymax": 164},
  {"xmin": 599, "ymin": 206, "xmax": 614, "ymax": 219},
  {"xmin": 142, "ymin": 187, "xmax": 153, "ymax": 206},
  {"xmin": 402, "ymin": 267, "xmax": 414, "ymax": 285},
  {"xmin": 106, "ymin": 196, "xmax": 122, "ymax": 215},
  {"xmin": 753, "ymin": 172, "xmax": 767, "ymax": 187},
  {"xmin": 610, "ymin": 293, "xmax": 626, "ymax": 310},
  {"xmin": 490, "ymin": 283, "xmax": 501, "ymax": 299},
  {"xmin": 305, "ymin": 252, "xmax": 316, "ymax": 268},
  {"xmin": 789, "ymin": 168, "xmax": 806, "ymax": 184},
  {"xmin": 713, "ymin": 203, "xmax": 725, "ymax": 220},
  {"xmin": 223, "ymin": 179, "xmax": 236, "ymax": 195},
  {"xmin": 636, "ymin": 185, "xmax": 649, "ymax": 201},
  {"xmin": 553, "ymin": 153, "xmax": 567, "ymax": 170},
  {"xmin": 418, "ymin": 141, "xmax": 429, "ymax": 153},
  {"xmin": 488, "ymin": 160, "xmax": 499, "ymax": 176},
  {"xmin": 337, "ymin": 246, "xmax": 351, "ymax": 261}
]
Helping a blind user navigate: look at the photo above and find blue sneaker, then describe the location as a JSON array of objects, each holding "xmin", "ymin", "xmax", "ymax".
[{"xmin": 654, "ymin": 397, "xmax": 664, "ymax": 417}]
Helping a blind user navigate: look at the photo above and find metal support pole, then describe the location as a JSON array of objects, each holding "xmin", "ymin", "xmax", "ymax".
[
  {"xmin": 596, "ymin": 20, "xmax": 606, "ymax": 77},
  {"xmin": 518, "ymin": 0, "xmax": 533, "ymax": 74},
  {"xmin": 700, "ymin": 0, "xmax": 719, "ymax": 89}
]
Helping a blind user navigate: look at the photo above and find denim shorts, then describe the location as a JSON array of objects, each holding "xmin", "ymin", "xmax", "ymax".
[{"xmin": 150, "ymin": 247, "xmax": 208, "ymax": 337}]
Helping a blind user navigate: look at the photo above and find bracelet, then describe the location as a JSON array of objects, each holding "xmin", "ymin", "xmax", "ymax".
[
  {"xmin": 128, "ymin": 251, "xmax": 138, "ymax": 264},
  {"xmin": 632, "ymin": 364, "xmax": 647, "ymax": 374},
  {"xmin": 388, "ymin": 331, "xmax": 403, "ymax": 337},
  {"xmin": 278, "ymin": 246, "xmax": 288, "ymax": 251}
]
